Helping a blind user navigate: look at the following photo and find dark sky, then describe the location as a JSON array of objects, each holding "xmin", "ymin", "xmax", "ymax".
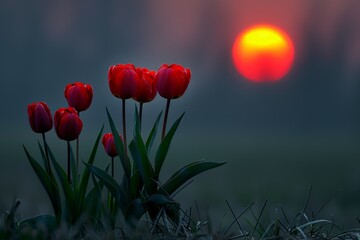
[
  {"xmin": 1, "ymin": 0, "xmax": 360, "ymax": 218},
  {"xmin": 1, "ymin": 0, "xmax": 359, "ymax": 135}
]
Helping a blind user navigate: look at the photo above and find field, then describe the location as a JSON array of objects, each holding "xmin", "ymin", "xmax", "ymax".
[{"xmin": 1, "ymin": 129, "xmax": 359, "ymax": 232}]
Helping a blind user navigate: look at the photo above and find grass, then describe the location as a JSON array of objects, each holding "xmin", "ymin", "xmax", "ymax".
[{"xmin": 2, "ymin": 187, "xmax": 360, "ymax": 239}]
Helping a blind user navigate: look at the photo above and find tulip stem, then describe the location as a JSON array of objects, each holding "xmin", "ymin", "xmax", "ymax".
[
  {"xmin": 110, "ymin": 156, "xmax": 114, "ymax": 219},
  {"xmin": 161, "ymin": 99, "xmax": 171, "ymax": 140},
  {"xmin": 76, "ymin": 113, "xmax": 80, "ymax": 173},
  {"xmin": 42, "ymin": 133, "xmax": 51, "ymax": 176},
  {"xmin": 76, "ymin": 137, "xmax": 79, "ymax": 172},
  {"xmin": 111, "ymin": 157, "xmax": 114, "ymax": 178},
  {"xmin": 67, "ymin": 141, "xmax": 71, "ymax": 183},
  {"xmin": 122, "ymin": 99, "xmax": 128, "ymax": 162},
  {"xmin": 139, "ymin": 102, "xmax": 143, "ymax": 131}
]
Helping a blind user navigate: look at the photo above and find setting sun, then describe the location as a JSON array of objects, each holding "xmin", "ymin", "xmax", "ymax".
[{"xmin": 232, "ymin": 25, "xmax": 294, "ymax": 82}]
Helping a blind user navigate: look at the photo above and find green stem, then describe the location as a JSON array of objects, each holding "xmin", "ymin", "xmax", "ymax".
[
  {"xmin": 122, "ymin": 99, "xmax": 128, "ymax": 164},
  {"xmin": 67, "ymin": 141, "xmax": 71, "ymax": 183},
  {"xmin": 76, "ymin": 112, "xmax": 80, "ymax": 172},
  {"xmin": 161, "ymin": 99, "xmax": 171, "ymax": 140},
  {"xmin": 139, "ymin": 102, "xmax": 143, "ymax": 131},
  {"xmin": 41, "ymin": 133, "xmax": 51, "ymax": 176},
  {"xmin": 111, "ymin": 157, "xmax": 114, "ymax": 178},
  {"xmin": 110, "ymin": 156, "xmax": 114, "ymax": 214}
]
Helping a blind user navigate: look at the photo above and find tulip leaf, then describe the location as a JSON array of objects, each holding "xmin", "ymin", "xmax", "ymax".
[
  {"xmin": 37, "ymin": 141, "xmax": 54, "ymax": 180},
  {"xmin": 145, "ymin": 194, "xmax": 176, "ymax": 206},
  {"xmin": 47, "ymin": 147, "xmax": 75, "ymax": 222},
  {"xmin": 23, "ymin": 146, "xmax": 62, "ymax": 224},
  {"xmin": 88, "ymin": 164, "xmax": 127, "ymax": 213},
  {"xmin": 154, "ymin": 113, "xmax": 184, "ymax": 180},
  {"xmin": 146, "ymin": 111, "xmax": 163, "ymax": 152},
  {"xmin": 20, "ymin": 214, "xmax": 57, "ymax": 233},
  {"xmin": 78, "ymin": 125, "xmax": 104, "ymax": 210},
  {"xmin": 38, "ymin": 141, "xmax": 53, "ymax": 179},
  {"xmin": 106, "ymin": 107, "xmax": 131, "ymax": 178},
  {"xmin": 159, "ymin": 161, "xmax": 226, "ymax": 196},
  {"xmin": 129, "ymin": 140, "xmax": 155, "ymax": 194},
  {"xmin": 125, "ymin": 198, "xmax": 146, "ymax": 228},
  {"xmin": 130, "ymin": 169, "xmax": 143, "ymax": 199},
  {"xmin": 129, "ymin": 106, "xmax": 155, "ymax": 194}
]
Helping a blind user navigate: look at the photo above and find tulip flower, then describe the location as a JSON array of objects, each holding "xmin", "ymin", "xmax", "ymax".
[
  {"xmin": 27, "ymin": 102, "xmax": 53, "ymax": 175},
  {"xmin": 102, "ymin": 133, "xmax": 119, "ymax": 158},
  {"xmin": 133, "ymin": 67, "xmax": 157, "ymax": 128},
  {"xmin": 133, "ymin": 68, "xmax": 157, "ymax": 103},
  {"xmin": 108, "ymin": 64, "xmax": 140, "ymax": 99},
  {"xmin": 54, "ymin": 107, "xmax": 83, "ymax": 141},
  {"xmin": 102, "ymin": 133, "xmax": 122, "ymax": 178},
  {"xmin": 64, "ymin": 82, "xmax": 93, "ymax": 112},
  {"xmin": 28, "ymin": 102, "xmax": 53, "ymax": 134},
  {"xmin": 108, "ymin": 64, "xmax": 140, "ymax": 162},
  {"xmin": 64, "ymin": 82, "xmax": 93, "ymax": 169},
  {"xmin": 54, "ymin": 107, "xmax": 83, "ymax": 183},
  {"xmin": 155, "ymin": 64, "xmax": 191, "ymax": 100},
  {"xmin": 155, "ymin": 64, "xmax": 191, "ymax": 139}
]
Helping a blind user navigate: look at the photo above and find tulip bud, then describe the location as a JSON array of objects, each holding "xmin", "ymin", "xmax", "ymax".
[
  {"xmin": 102, "ymin": 133, "xmax": 122, "ymax": 158},
  {"xmin": 27, "ymin": 102, "xmax": 53, "ymax": 133},
  {"xmin": 108, "ymin": 64, "xmax": 140, "ymax": 99},
  {"xmin": 54, "ymin": 107, "xmax": 83, "ymax": 141},
  {"xmin": 64, "ymin": 82, "xmax": 93, "ymax": 112},
  {"xmin": 133, "ymin": 67, "xmax": 157, "ymax": 103},
  {"xmin": 155, "ymin": 64, "xmax": 191, "ymax": 100}
]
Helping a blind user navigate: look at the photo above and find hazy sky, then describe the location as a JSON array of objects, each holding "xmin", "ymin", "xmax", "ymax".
[{"xmin": 1, "ymin": 0, "xmax": 359, "ymax": 136}]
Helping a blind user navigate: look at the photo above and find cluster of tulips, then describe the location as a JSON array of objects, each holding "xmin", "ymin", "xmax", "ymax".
[
  {"xmin": 24, "ymin": 63, "xmax": 223, "ymax": 234},
  {"xmin": 28, "ymin": 64, "xmax": 190, "ymax": 180}
]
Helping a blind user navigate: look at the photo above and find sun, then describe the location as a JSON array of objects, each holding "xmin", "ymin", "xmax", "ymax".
[{"xmin": 232, "ymin": 25, "xmax": 294, "ymax": 82}]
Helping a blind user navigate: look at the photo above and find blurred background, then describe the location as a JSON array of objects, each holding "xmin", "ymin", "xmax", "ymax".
[{"xmin": 1, "ymin": 0, "xmax": 360, "ymax": 226}]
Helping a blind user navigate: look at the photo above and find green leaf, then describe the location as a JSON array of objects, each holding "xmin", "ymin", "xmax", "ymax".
[
  {"xmin": 125, "ymin": 198, "xmax": 146, "ymax": 228},
  {"xmin": 38, "ymin": 141, "xmax": 52, "ymax": 178},
  {"xmin": 154, "ymin": 113, "xmax": 184, "ymax": 180},
  {"xmin": 129, "ymin": 106, "xmax": 155, "ymax": 194},
  {"xmin": 78, "ymin": 125, "xmax": 104, "ymax": 211},
  {"xmin": 37, "ymin": 141, "xmax": 54, "ymax": 181},
  {"xmin": 88, "ymin": 164, "xmax": 127, "ymax": 214},
  {"xmin": 23, "ymin": 146, "xmax": 62, "ymax": 224},
  {"xmin": 48, "ymin": 147, "xmax": 75, "ymax": 222},
  {"xmin": 20, "ymin": 214, "xmax": 57, "ymax": 233},
  {"xmin": 129, "ymin": 139, "xmax": 155, "ymax": 194},
  {"xmin": 159, "ymin": 161, "xmax": 226, "ymax": 196},
  {"xmin": 145, "ymin": 194, "xmax": 176, "ymax": 206},
  {"xmin": 106, "ymin": 107, "xmax": 131, "ymax": 178},
  {"xmin": 146, "ymin": 111, "xmax": 163, "ymax": 152},
  {"xmin": 130, "ymin": 169, "xmax": 143, "ymax": 199}
]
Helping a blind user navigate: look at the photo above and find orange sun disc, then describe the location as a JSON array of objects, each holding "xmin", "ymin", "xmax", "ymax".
[{"xmin": 232, "ymin": 25, "xmax": 295, "ymax": 82}]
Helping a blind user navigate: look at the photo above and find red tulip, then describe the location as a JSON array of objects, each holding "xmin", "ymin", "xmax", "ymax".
[
  {"xmin": 28, "ymin": 102, "xmax": 53, "ymax": 133},
  {"xmin": 108, "ymin": 64, "xmax": 140, "ymax": 99},
  {"xmin": 133, "ymin": 67, "xmax": 157, "ymax": 103},
  {"xmin": 64, "ymin": 82, "xmax": 93, "ymax": 112},
  {"xmin": 155, "ymin": 64, "xmax": 191, "ymax": 99},
  {"xmin": 102, "ymin": 133, "xmax": 122, "ymax": 158},
  {"xmin": 54, "ymin": 107, "xmax": 83, "ymax": 141}
]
